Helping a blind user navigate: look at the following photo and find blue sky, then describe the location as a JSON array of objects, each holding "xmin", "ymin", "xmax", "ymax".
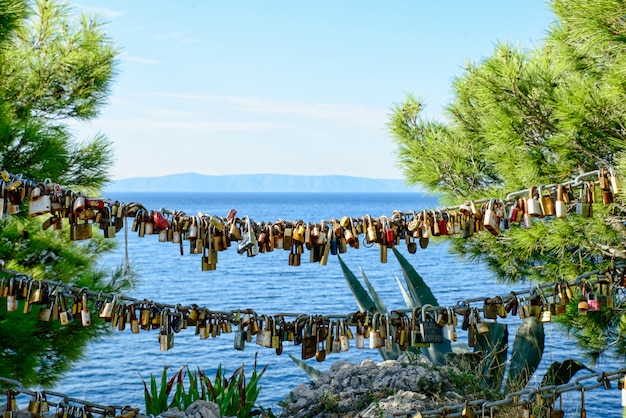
[{"xmin": 70, "ymin": 1, "xmax": 554, "ymax": 181}]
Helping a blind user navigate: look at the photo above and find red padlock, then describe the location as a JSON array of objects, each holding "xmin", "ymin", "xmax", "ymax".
[{"xmin": 153, "ymin": 211, "xmax": 170, "ymax": 229}]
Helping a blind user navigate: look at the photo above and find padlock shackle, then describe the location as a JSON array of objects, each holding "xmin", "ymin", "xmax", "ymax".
[{"xmin": 421, "ymin": 304, "xmax": 433, "ymax": 322}]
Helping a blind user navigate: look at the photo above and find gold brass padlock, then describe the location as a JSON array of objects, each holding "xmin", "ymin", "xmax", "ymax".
[
  {"xmin": 98, "ymin": 294, "xmax": 117, "ymax": 321},
  {"xmin": 159, "ymin": 309, "xmax": 174, "ymax": 351},
  {"xmin": 29, "ymin": 280, "xmax": 44, "ymax": 304},
  {"xmin": 365, "ymin": 215, "xmax": 378, "ymax": 243},
  {"xmin": 539, "ymin": 185, "xmax": 556, "ymax": 216}
]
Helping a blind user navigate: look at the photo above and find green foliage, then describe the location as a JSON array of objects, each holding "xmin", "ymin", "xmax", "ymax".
[
  {"xmin": 141, "ymin": 366, "xmax": 179, "ymax": 416},
  {"xmin": 142, "ymin": 361, "xmax": 268, "ymax": 418},
  {"xmin": 0, "ymin": 0, "xmax": 118, "ymax": 191},
  {"xmin": 0, "ymin": 0, "xmax": 120, "ymax": 386},
  {"xmin": 314, "ymin": 391, "xmax": 338, "ymax": 414},
  {"xmin": 388, "ymin": 0, "xmax": 626, "ymax": 360}
]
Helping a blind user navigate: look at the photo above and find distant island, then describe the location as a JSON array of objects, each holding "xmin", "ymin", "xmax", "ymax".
[{"xmin": 104, "ymin": 173, "xmax": 422, "ymax": 193}]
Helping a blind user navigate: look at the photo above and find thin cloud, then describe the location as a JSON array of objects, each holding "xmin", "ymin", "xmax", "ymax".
[
  {"xmin": 126, "ymin": 56, "xmax": 160, "ymax": 65},
  {"xmin": 154, "ymin": 31, "xmax": 200, "ymax": 44},
  {"xmin": 96, "ymin": 118, "xmax": 287, "ymax": 133},
  {"xmin": 74, "ymin": 4, "xmax": 124, "ymax": 18},
  {"xmin": 153, "ymin": 93, "xmax": 387, "ymax": 123}
]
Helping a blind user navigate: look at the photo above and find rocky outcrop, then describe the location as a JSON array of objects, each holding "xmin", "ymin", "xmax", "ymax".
[
  {"xmin": 279, "ymin": 355, "xmax": 476, "ymax": 418},
  {"xmin": 161, "ymin": 401, "xmax": 229, "ymax": 418}
]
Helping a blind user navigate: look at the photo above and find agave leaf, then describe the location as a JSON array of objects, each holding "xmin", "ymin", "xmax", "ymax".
[
  {"xmin": 540, "ymin": 359, "xmax": 593, "ymax": 387},
  {"xmin": 475, "ymin": 322, "xmax": 509, "ymax": 391},
  {"xmin": 288, "ymin": 354, "xmax": 321, "ymax": 380},
  {"xmin": 445, "ymin": 351, "xmax": 484, "ymax": 374},
  {"xmin": 395, "ymin": 275, "xmax": 415, "ymax": 310},
  {"xmin": 392, "ymin": 247, "xmax": 439, "ymax": 308},
  {"xmin": 359, "ymin": 265, "xmax": 388, "ymax": 314},
  {"xmin": 505, "ymin": 317, "xmax": 545, "ymax": 393},
  {"xmin": 392, "ymin": 248, "xmax": 452, "ymax": 364},
  {"xmin": 338, "ymin": 255, "xmax": 377, "ymax": 312}
]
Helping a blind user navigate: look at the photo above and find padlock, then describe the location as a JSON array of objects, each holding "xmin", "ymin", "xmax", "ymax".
[
  {"xmin": 527, "ymin": 186, "xmax": 543, "ymax": 217},
  {"xmin": 443, "ymin": 308, "xmax": 457, "ymax": 341},
  {"xmin": 28, "ymin": 280, "xmax": 45, "ymax": 305},
  {"xmin": 496, "ymin": 199, "xmax": 509, "ymax": 231},
  {"xmin": 483, "ymin": 199, "xmax": 500, "ymax": 236},
  {"xmin": 467, "ymin": 309, "xmax": 476, "ymax": 347},
  {"xmin": 476, "ymin": 313, "xmax": 490, "ymax": 334},
  {"xmin": 340, "ymin": 320, "xmax": 350, "ymax": 352},
  {"xmin": 599, "ymin": 167, "xmax": 614, "ymax": 204},
  {"xmin": 369, "ymin": 313, "xmax": 383, "ymax": 349},
  {"xmin": 539, "ymin": 303, "xmax": 552, "ymax": 323},
  {"xmin": 59, "ymin": 294, "xmax": 73, "ymax": 325},
  {"xmin": 6, "ymin": 278, "xmax": 16, "ymax": 312},
  {"xmin": 283, "ymin": 224, "xmax": 293, "ymax": 249},
  {"xmin": 383, "ymin": 315, "xmax": 393, "ymax": 351},
  {"xmin": 81, "ymin": 291, "xmax": 91, "ymax": 327},
  {"xmin": 552, "ymin": 284, "xmax": 567, "ymax": 316},
  {"xmin": 483, "ymin": 298, "xmax": 498, "ymax": 320},
  {"xmin": 529, "ymin": 295, "xmax": 542, "ymax": 318},
  {"xmin": 575, "ymin": 182, "xmax": 593, "ymax": 217},
  {"xmin": 539, "ymin": 185, "xmax": 556, "ymax": 216},
  {"xmin": 315, "ymin": 322, "xmax": 327, "ymax": 362},
  {"xmin": 587, "ymin": 291, "xmax": 600, "ymax": 312},
  {"xmin": 28, "ymin": 184, "xmax": 52, "ymax": 217},
  {"xmin": 255, "ymin": 315, "xmax": 272, "ymax": 348},
  {"xmin": 301, "ymin": 318, "xmax": 317, "ymax": 360},
  {"xmin": 270, "ymin": 316, "xmax": 280, "ymax": 349},
  {"xmin": 461, "ymin": 400, "xmax": 474, "ymax": 418},
  {"xmin": 551, "ymin": 394, "xmax": 564, "ymax": 418},
  {"xmin": 406, "ymin": 308, "xmax": 425, "ymax": 348},
  {"xmin": 578, "ymin": 285, "xmax": 590, "ymax": 316},
  {"xmin": 70, "ymin": 219, "xmax": 92, "ymax": 241},
  {"xmin": 319, "ymin": 227, "xmax": 332, "ymax": 266},
  {"xmin": 395, "ymin": 316, "xmax": 408, "ymax": 351},
  {"xmin": 521, "ymin": 198, "xmax": 533, "ymax": 229},
  {"xmin": 98, "ymin": 294, "xmax": 117, "ymax": 321},
  {"xmin": 419, "ymin": 304, "xmax": 443, "ymax": 344},
  {"xmin": 38, "ymin": 294, "xmax": 54, "ymax": 322},
  {"xmin": 365, "ymin": 215, "xmax": 378, "ymax": 243},
  {"xmin": 461, "ymin": 212, "xmax": 473, "ymax": 239},
  {"xmin": 28, "ymin": 393, "xmax": 40, "ymax": 415},
  {"xmin": 158, "ymin": 309, "xmax": 174, "ymax": 351},
  {"xmin": 355, "ymin": 319, "xmax": 365, "ymax": 349},
  {"xmin": 596, "ymin": 278, "xmax": 613, "ymax": 309},
  {"xmin": 234, "ymin": 317, "xmax": 246, "ymax": 351}
]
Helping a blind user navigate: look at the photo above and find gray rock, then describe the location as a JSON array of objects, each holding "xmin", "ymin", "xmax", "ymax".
[
  {"xmin": 184, "ymin": 400, "xmax": 221, "ymax": 418},
  {"xmin": 160, "ymin": 408, "xmax": 186, "ymax": 418},
  {"xmin": 279, "ymin": 355, "xmax": 475, "ymax": 418}
]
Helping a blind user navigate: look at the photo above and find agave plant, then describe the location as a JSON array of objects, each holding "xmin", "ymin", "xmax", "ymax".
[
  {"xmin": 292, "ymin": 248, "xmax": 590, "ymax": 398},
  {"xmin": 141, "ymin": 357, "xmax": 268, "ymax": 417}
]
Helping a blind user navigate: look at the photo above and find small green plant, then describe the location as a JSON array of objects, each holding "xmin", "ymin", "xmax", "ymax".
[
  {"xmin": 141, "ymin": 354, "xmax": 268, "ymax": 417},
  {"xmin": 141, "ymin": 366, "xmax": 179, "ymax": 416},
  {"xmin": 316, "ymin": 391, "xmax": 338, "ymax": 412}
]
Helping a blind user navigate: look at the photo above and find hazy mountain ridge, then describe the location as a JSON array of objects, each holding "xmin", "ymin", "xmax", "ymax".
[{"xmin": 104, "ymin": 173, "xmax": 420, "ymax": 193}]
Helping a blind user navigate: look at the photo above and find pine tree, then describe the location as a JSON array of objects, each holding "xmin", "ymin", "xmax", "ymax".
[
  {"xmin": 389, "ymin": 0, "xmax": 626, "ymax": 362},
  {"xmin": 0, "ymin": 0, "xmax": 128, "ymax": 386}
]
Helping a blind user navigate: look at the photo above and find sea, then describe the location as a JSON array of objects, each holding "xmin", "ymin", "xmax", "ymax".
[{"xmin": 41, "ymin": 192, "xmax": 625, "ymax": 417}]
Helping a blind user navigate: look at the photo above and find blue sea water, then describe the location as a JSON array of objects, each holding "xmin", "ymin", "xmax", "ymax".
[{"xmin": 43, "ymin": 192, "xmax": 625, "ymax": 416}]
